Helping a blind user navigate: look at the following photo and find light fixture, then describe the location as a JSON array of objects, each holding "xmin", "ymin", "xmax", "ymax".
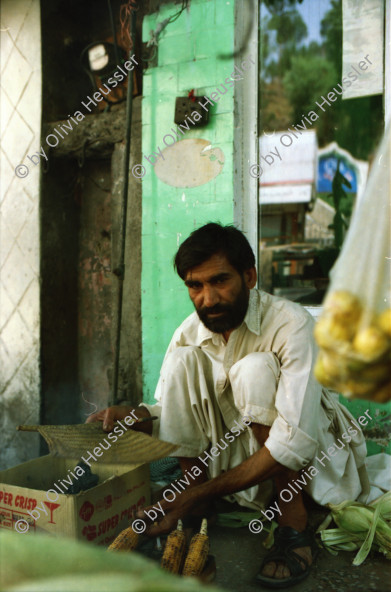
[
  {"xmin": 88, "ymin": 44, "xmax": 110, "ymax": 71},
  {"xmin": 80, "ymin": 41, "xmax": 128, "ymax": 106},
  {"xmin": 81, "ymin": 41, "xmax": 123, "ymax": 78}
]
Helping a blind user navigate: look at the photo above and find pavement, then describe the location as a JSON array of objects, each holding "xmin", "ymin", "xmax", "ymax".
[
  {"xmin": 209, "ymin": 518, "xmax": 391, "ymax": 592},
  {"xmin": 139, "ymin": 504, "xmax": 391, "ymax": 591}
]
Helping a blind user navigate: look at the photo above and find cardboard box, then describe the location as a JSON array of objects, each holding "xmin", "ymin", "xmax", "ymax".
[{"xmin": 0, "ymin": 455, "xmax": 150, "ymax": 546}]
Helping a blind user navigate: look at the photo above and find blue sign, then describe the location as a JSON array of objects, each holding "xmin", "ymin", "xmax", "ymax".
[{"xmin": 317, "ymin": 155, "xmax": 357, "ymax": 194}]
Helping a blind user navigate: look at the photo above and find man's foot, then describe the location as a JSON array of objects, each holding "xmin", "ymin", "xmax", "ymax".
[
  {"xmin": 261, "ymin": 545, "xmax": 312, "ymax": 579},
  {"xmin": 255, "ymin": 527, "xmax": 318, "ymax": 589}
]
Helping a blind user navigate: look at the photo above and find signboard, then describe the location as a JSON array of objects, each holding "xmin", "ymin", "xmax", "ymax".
[
  {"xmin": 317, "ymin": 155, "xmax": 357, "ymax": 194},
  {"xmin": 342, "ymin": 0, "xmax": 384, "ymax": 99},
  {"xmin": 260, "ymin": 184, "xmax": 312, "ymax": 205},
  {"xmin": 259, "ymin": 130, "xmax": 318, "ymax": 205},
  {"xmin": 317, "ymin": 142, "xmax": 368, "ymax": 204}
]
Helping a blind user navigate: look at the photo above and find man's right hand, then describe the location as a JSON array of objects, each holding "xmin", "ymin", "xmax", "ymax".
[{"xmin": 86, "ymin": 405, "xmax": 152, "ymax": 435}]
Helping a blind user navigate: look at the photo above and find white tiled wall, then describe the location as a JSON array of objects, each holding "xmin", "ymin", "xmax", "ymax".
[{"xmin": 0, "ymin": 0, "xmax": 41, "ymax": 468}]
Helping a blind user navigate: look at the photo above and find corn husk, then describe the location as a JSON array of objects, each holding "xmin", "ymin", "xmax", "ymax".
[
  {"xmin": 263, "ymin": 521, "xmax": 279, "ymax": 550},
  {"xmin": 318, "ymin": 493, "xmax": 391, "ymax": 566},
  {"xmin": 369, "ymin": 490, "xmax": 391, "ymax": 521},
  {"xmin": 353, "ymin": 504, "xmax": 381, "ymax": 566}
]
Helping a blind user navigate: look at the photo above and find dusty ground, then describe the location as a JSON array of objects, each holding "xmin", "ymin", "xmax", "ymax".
[
  {"xmin": 209, "ymin": 521, "xmax": 391, "ymax": 592},
  {"xmin": 140, "ymin": 505, "xmax": 391, "ymax": 592}
]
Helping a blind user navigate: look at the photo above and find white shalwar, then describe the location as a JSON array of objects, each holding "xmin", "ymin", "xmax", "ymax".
[{"xmin": 141, "ymin": 289, "xmax": 370, "ymax": 510}]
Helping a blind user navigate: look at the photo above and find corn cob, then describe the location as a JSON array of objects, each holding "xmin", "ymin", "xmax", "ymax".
[
  {"xmin": 321, "ymin": 499, "xmax": 391, "ymax": 565},
  {"xmin": 108, "ymin": 524, "xmax": 139, "ymax": 551},
  {"xmin": 160, "ymin": 520, "xmax": 186, "ymax": 574},
  {"xmin": 330, "ymin": 500, "xmax": 391, "ymax": 543},
  {"xmin": 182, "ymin": 518, "xmax": 209, "ymax": 577}
]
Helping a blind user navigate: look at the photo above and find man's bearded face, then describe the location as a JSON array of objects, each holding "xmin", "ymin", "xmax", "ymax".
[
  {"xmin": 195, "ymin": 276, "xmax": 249, "ymax": 333},
  {"xmin": 184, "ymin": 253, "xmax": 255, "ymax": 336}
]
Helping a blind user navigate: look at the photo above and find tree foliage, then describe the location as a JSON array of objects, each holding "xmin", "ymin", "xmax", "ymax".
[
  {"xmin": 262, "ymin": 0, "xmax": 304, "ymax": 16},
  {"xmin": 268, "ymin": 10, "xmax": 307, "ymax": 46},
  {"xmin": 320, "ymin": 0, "xmax": 343, "ymax": 76},
  {"xmin": 283, "ymin": 55, "xmax": 336, "ymax": 120},
  {"xmin": 263, "ymin": 8, "xmax": 308, "ymax": 79},
  {"xmin": 259, "ymin": 0, "xmax": 383, "ymax": 160}
]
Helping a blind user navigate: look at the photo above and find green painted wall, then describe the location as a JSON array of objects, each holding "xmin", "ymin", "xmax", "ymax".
[{"xmin": 141, "ymin": 0, "xmax": 235, "ymax": 403}]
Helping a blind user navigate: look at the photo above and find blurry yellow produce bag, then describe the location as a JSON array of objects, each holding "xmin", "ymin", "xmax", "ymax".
[{"xmin": 314, "ymin": 123, "xmax": 390, "ymax": 403}]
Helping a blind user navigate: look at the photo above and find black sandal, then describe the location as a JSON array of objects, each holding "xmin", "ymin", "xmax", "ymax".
[{"xmin": 255, "ymin": 526, "xmax": 319, "ymax": 589}]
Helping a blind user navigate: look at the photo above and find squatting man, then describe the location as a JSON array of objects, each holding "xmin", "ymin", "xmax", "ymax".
[{"xmin": 89, "ymin": 223, "xmax": 370, "ymax": 588}]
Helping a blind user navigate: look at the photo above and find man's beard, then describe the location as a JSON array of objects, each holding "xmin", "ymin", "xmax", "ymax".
[{"xmin": 196, "ymin": 280, "xmax": 250, "ymax": 334}]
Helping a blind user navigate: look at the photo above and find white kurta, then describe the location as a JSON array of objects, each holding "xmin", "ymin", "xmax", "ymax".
[{"xmin": 141, "ymin": 289, "xmax": 370, "ymax": 510}]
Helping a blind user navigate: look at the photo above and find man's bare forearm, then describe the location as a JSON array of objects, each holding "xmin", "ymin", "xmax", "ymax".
[
  {"xmin": 186, "ymin": 445, "xmax": 282, "ymax": 505},
  {"xmin": 137, "ymin": 445, "xmax": 286, "ymax": 536}
]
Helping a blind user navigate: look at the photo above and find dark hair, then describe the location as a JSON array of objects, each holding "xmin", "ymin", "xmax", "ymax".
[{"xmin": 174, "ymin": 222, "xmax": 255, "ymax": 279}]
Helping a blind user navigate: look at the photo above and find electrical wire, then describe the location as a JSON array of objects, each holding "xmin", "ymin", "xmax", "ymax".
[
  {"xmin": 111, "ymin": 6, "xmax": 137, "ymax": 406},
  {"xmin": 120, "ymin": 0, "xmax": 138, "ymax": 52},
  {"xmin": 107, "ymin": 0, "xmax": 121, "ymax": 66},
  {"xmin": 142, "ymin": 0, "xmax": 189, "ymax": 63},
  {"xmin": 166, "ymin": 0, "xmax": 188, "ymax": 24}
]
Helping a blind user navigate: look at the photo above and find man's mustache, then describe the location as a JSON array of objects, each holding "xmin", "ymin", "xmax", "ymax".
[{"xmin": 198, "ymin": 304, "xmax": 231, "ymax": 315}]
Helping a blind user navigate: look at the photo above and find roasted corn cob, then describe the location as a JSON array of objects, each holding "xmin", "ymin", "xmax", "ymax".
[
  {"xmin": 182, "ymin": 518, "xmax": 209, "ymax": 577},
  {"xmin": 160, "ymin": 520, "xmax": 186, "ymax": 574},
  {"xmin": 108, "ymin": 525, "xmax": 139, "ymax": 551}
]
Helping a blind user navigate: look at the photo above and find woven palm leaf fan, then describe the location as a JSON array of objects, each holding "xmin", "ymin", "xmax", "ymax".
[{"xmin": 17, "ymin": 422, "xmax": 178, "ymax": 464}]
